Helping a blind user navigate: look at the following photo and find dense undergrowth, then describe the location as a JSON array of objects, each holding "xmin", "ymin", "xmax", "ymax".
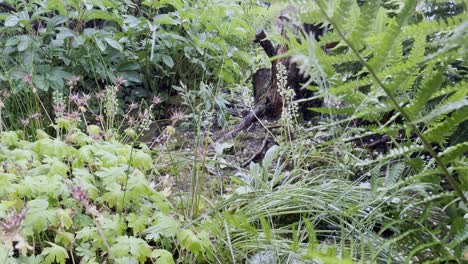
[{"xmin": 0, "ymin": 0, "xmax": 467, "ymax": 263}]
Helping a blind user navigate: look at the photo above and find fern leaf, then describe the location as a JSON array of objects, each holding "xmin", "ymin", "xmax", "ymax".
[
  {"xmin": 415, "ymin": 99, "xmax": 468, "ymax": 124},
  {"xmin": 349, "ymin": 0, "xmax": 382, "ymax": 50},
  {"xmin": 407, "ymin": 66, "xmax": 444, "ymax": 118},
  {"xmin": 384, "ymin": 162, "xmax": 405, "ymax": 186},
  {"xmin": 369, "ymin": 1, "xmax": 418, "ymax": 71},
  {"xmin": 439, "ymin": 141, "xmax": 468, "ymax": 163},
  {"xmin": 424, "ymin": 107, "xmax": 468, "ymax": 143}
]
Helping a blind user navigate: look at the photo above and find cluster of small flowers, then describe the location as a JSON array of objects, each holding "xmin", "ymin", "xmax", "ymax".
[
  {"xmin": 0, "ymin": 206, "xmax": 28, "ymax": 235},
  {"xmin": 239, "ymin": 84, "xmax": 254, "ymax": 108},
  {"xmin": 276, "ymin": 63, "xmax": 299, "ymax": 124},
  {"xmin": 52, "ymin": 90, "xmax": 66, "ymax": 118},
  {"xmin": 104, "ymin": 85, "xmax": 119, "ymax": 119},
  {"xmin": 137, "ymin": 108, "xmax": 153, "ymax": 132}
]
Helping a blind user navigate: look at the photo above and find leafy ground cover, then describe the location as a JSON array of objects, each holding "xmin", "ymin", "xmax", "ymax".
[{"xmin": 0, "ymin": 0, "xmax": 467, "ymax": 263}]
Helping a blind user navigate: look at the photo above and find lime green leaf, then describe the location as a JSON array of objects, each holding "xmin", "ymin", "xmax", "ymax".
[
  {"xmin": 0, "ymin": 131, "xmax": 19, "ymax": 147},
  {"xmin": 151, "ymin": 249, "xmax": 175, "ymax": 264},
  {"xmin": 153, "ymin": 14, "xmax": 180, "ymax": 25},
  {"xmin": 177, "ymin": 229, "xmax": 203, "ymax": 255},
  {"xmin": 110, "ymin": 236, "xmax": 152, "ymax": 263},
  {"xmin": 41, "ymin": 242, "xmax": 68, "ymax": 264},
  {"xmin": 55, "ymin": 231, "xmax": 74, "ymax": 248},
  {"xmin": 145, "ymin": 214, "xmax": 179, "ymax": 241},
  {"xmin": 131, "ymin": 151, "xmax": 153, "ymax": 171}
]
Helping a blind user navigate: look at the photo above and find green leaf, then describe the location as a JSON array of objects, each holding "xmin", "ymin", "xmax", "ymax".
[
  {"xmin": 110, "ymin": 236, "xmax": 152, "ymax": 263},
  {"xmin": 5, "ymin": 15, "xmax": 19, "ymax": 27},
  {"xmin": 145, "ymin": 214, "xmax": 179, "ymax": 241},
  {"xmin": 24, "ymin": 199, "xmax": 56, "ymax": 232},
  {"xmin": 41, "ymin": 242, "xmax": 68, "ymax": 264},
  {"xmin": 86, "ymin": 10, "xmax": 123, "ymax": 26},
  {"xmin": 131, "ymin": 150, "xmax": 153, "ymax": 171},
  {"xmin": 151, "ymin": 249, "xmax": 175, "ymax": 264},
  {"xmin": 47, "ymin": 0, "xmax": 67, "ymax": 15},
  {"xmin": 161, "ymin": 54, "xmax": 174, "ymax": 68},
  {"xmin": 153, "ymin": 14, "xmax": 180, "ymax": 25},
  {"xmin": 17, "ymin": 36, "xmax": 30, "ymax": 52},
  {"xmin": 104, "ymin": 37, "xmax": 123, "ymax": 51},
  {"xmin": 177, "ymin": 229, "xmax": 203, "ymax": 255}
]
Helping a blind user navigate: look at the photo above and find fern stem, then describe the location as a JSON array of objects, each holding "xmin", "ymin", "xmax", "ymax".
[{"xmin": 313, "ymin": 1, "xmax": 467, "ymax": 205}]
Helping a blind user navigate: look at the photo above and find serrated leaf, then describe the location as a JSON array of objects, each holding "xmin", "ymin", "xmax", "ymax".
[
  {"xmin": 145, "ymin": 214, "xmax": 179, "ymax": 241},
  {"xmin": 41, "ymin": 242, "xmax": 68, "ymax": 264},
  {"xmin": 151, "ymin": 249, "xmax": 175, "ymax": 264},
  {"xmin": 177, "ymin": 229, "xmax": 203, "ymax": 255},
  {"xmin": 110, "ymin": 236, "xmax": 151, "ymax": 263}
]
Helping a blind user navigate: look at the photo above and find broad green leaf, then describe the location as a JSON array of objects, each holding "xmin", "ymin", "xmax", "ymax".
[
  {"xmin": 161, "ymin": 54, "xmax": 174, "ymax": 68},
  {"xmin": 104, "ymin": 37, "xmax": 123, "ymax": 51},
  {"xmin": 153, "ymin": 14, "xmax": 180, "ymax": 25},
  {"xmin": 5, "ymin": 15, "xmax": 19, "ymax": 27}
]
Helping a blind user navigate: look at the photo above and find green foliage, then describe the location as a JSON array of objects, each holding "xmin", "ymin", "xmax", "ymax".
[
  {"xmin": 0, "ymin": 128, "xmax": 209, "ymax": 263},
  {"xmin": 0, "ymin": 0, "xmax": 266, "ymax": 130}
]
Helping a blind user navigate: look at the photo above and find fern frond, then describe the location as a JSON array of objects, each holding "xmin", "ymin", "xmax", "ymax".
[
  {"xmin": 369, "ymin": 1, "xmax": 418, "ymax": 71},
  {"xmin": 440, "ymin": 141, "xmax": 468, "ymax": 163},
  {"xmin": 384, "ymin": 162, "xmax": 405, "ymax": 186},
  {"xmin": 407, "ymin": 66, "xmax": 444, "ymax": 118},
  {"xmin": 402, "ymin": 12, "xmax": 468, "ymax": 39},
  {"xmin": 349, "ymin": 0, "xmax": 382, "ymax": 50},
  {"xmin": 424, "ymin": 107, "xmax": 468, "ymax": 143},
  {"xmin": 331, "ymin": 0, "xmax": 358, "ymax": 34}
]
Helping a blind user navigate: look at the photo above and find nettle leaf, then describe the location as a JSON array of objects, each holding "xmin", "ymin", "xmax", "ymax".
[
  {"xmin": 41, "ymin": 242, "xmax": 68, "ymax": 264},
  {"xmin": 151, "ymin": 249, "xmax": 175, "ymax": 264},
  {"xmin": 110, "ymin": 236, "xmax": 152, "ymax": 263},
  {"xmin": 145, "ymin": 214, "xmax": 179, "ymax": 241}
]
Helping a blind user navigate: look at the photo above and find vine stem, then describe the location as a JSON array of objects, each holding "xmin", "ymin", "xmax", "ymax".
[{"xmin": 313, "ymin": 1, "xmax": 467, "ymax": 205}]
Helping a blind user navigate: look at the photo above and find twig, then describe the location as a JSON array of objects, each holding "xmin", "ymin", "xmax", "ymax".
[{"xmin": 242, "ymin": 134, "xmax": 269, "ymax": 167}]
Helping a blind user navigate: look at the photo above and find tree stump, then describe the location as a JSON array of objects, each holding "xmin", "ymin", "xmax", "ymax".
[{"xmin": 217, "ymin": 7, "xmax": 328, "ymax": 142}]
